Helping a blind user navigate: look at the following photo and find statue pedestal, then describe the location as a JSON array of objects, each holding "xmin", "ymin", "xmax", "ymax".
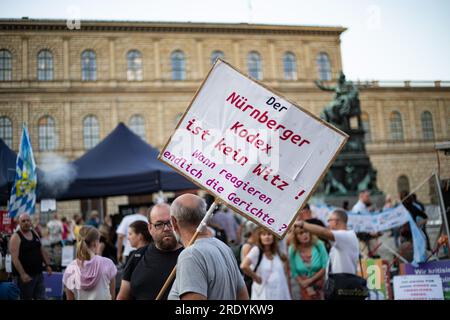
[{"xmin": 319, "ymin": 129, "xmax": 380, "ymax": 197}]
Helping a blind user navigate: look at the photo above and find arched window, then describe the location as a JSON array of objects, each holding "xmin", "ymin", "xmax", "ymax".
[
  {"xmin": 127, "ymin": 50, "xmax": 143, "ymax": 81},
  {"xmin": 81, "ymin": 50, "xmax": 97, "ymax": 81},
  {"xmin": 171, "ymin": 50, "xmax": 186, "ymax": 80},
  {"xmin": 316, "ymin": 52, "xmax": 331, "ymax": 81},
  {"xmin": 283, "ymin": 52, "xmax": 297, "ymax": 80},
  {"xmin": 38, "ymin": 116, "xmax": 56, "ymax": 151},
  {"xmin": 397, "ymin": 175, "xmax": 410, "ymax": 194},
  {"xmin": 247, "ymin": 51, "xmax": 262, "ymax": 80},
  {"xmin": 37, "ymin": 49, "xmax": 53, "ymax": 81},
  {"xmin": 83, "ymin": 115, "xmax": 99, "ymax": 149},
  {"xmin": 0, "ymin": 49, "xmax": 12, "ymax": 81},
  {"xmin": 0, "ymin": 116, "xmax": 13, "ymax": 147},
  {"xmin": 129, "ymin": 114, "xmax": 146, "ymax": 140},
  {"xmin": 389, "ymin": 111, "xmax": 404, "ymax": 141},
  {"xmin": 421, "ymin": 111, "xmax": 434, "ymax": 140},
  {"xmin": 211, "ymin": 50, "xmax": 224, "ymax": 65},
  {"xmin": 361, "ymin": 112, "xmax": 371, "ymax": 142}
]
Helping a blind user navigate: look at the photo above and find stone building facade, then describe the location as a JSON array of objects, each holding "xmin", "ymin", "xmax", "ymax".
[{"xmin": 0, "ymin": 19, "xmax": 449, "ymax": 215}]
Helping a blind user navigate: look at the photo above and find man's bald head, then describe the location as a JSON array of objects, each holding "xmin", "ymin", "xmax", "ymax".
[
  {"xmin": 170, "ymin": 194, "xmax": 206, "ymax": 229},
  {"xmin": 18, "ymin": 213, "xmax": 32, "ymax": 231},
  {"xmin": 18, "ymin": 213, "xmax": 31, "ymax": 222},
  {"xmin": 148, "ymin": 203, "xmax": 170, "ymax": 223}
]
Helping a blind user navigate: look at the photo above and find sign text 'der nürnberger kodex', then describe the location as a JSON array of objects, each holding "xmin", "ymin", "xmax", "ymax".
[{"xmin": 159, "ymin": 59, "xmax": 348, "ymax": 238}]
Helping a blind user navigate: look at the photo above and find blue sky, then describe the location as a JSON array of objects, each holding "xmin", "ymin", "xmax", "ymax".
[{"xmin": 1, "ymin": 0, "xmax": 449, "ymax": 80}]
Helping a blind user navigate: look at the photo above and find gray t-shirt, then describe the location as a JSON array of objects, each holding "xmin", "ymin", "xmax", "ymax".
[{"xmin": 168, "ymin": 237, "xmax": 245, "ymax": 300}]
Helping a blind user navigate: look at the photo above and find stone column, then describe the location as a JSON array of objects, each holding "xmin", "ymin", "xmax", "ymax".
[
  {"xmin": 233, "ymin": 40, "xmax": 240, "ymax": 68},
  {"xmin": 64, "ymin": 102, "xmax": 72, "ymax": 153},
  {"xmin": 111, "ymin": 99, "xmax": 118, "ymax": 128},
  {"xmin": 109, "ymin": 38, "xmax": 116, "ymax": 80},
  {"xmin": 437, "ymin": 99, "xmax": 448, "ymax": 139},
  {"xmin": 268, "ymin": 40, "xmax": 276, "ymax": 81},
  {"xmin": 153, "ymin": 39, "xmax": 161, "ymax": 80},
  {"xmin": 303, "ymin": 41, "xmax": 311, "ymax": 81},
  {"xmin": 408, "ymin": 100, "xmax": 417, "ymax": 140},
  {"xmin": 196, "ymin": 39, "xmax": 204, "ymax": 79},
  {"xmin": 335, "ymin": 40, "xmax": 343, "ymax": 73},
  {"xmin": 376, "ymin": 101, "xmax": 386, "ymax": 141},
  {"xmin": 63, "ymin": 37, "xmax": 70, "ymax": 80},
  {"xmin": 21, "ymin": 37, "xmax": 28, "ymax": 80}
]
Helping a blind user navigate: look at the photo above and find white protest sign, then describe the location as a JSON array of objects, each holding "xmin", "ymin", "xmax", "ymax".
[
  {"xmin": 311, "ymin": 204, "xmax": 411, "ymax": 233},
  {"xmin": 394, "ymin": 275, "xmax": 444, "ymax": 300},
  {"xmin": 61, "ymin": 245, "xmax": 75, "ymax": 267},
  {"xmin": 40, "ymin": 199, "xmax": 56, "ymax": 212},
  {"xmin": 159, "ymin": 60, "xmax": 347, "ymax": 238}
]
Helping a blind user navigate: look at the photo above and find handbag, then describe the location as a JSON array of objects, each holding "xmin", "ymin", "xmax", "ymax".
[{"xmin": 324, "ymin": 256, "xmax": 368, "ymax": 300}]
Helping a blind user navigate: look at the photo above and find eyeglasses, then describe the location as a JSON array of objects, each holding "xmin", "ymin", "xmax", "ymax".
[{"xmin": 150, "ymin": 220, "xmax": 172, "ymax": 230}]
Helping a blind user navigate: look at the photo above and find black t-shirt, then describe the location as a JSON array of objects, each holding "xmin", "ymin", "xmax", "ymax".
[
  {"xmin": 14, "ymin": 230, "xmax": 44, "ymax": 276},
  {"xmin": 100, "ymin": 235, "xmax": 117, "ymax": 265},
  {"xmin": 122, "ymin": 243, "xmax": 183, "ymax": 300}
]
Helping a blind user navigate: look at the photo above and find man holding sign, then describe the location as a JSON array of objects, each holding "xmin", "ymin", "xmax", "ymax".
[
  {"xmin": 157, "ymin": 59, "xmax": 347, "ymax": 299},
  {"xmin": 167, "ymin": 194, "xmax": 249, "ymax": 300}
]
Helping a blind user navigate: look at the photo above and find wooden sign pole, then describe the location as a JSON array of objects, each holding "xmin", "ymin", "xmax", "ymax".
[{"xmin": 155, "ymin": 199, "xmax": 219, "ymax": 300}]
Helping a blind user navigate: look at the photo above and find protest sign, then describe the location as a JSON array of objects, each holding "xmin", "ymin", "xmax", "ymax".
[
  {"xmin": 311, "ymin": 204, "xmax": 411, "ymax": 233},
  {"xmin": 0, "ymin": 210, "xmax": 14, "ymax": 234},
  {"xmin": 159, "ymin": 60, "xmax": 347, "ymax": 238},
  {"xmin": 393, "ymin": 274, "xmax": 444, "ymax": 300},
  {"xmin": 62, "ymin": 245, "xmax": 75, "ymax": 267},
  {"xmin": 40, "ymin": 199, "xmax": 56, "ymax": 212},
  {"xmin": 400, "ymin": 260, "xmax": 450, "ymax": 300},
  {"xmin": 358, "ymin": 259, "xmax": 392, "ymax": 300}
]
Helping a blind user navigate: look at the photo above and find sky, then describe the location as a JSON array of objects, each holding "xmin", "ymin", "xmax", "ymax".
[{"xmin": 1, "ymin": 0, "xmax": 449, "ymax": 81}]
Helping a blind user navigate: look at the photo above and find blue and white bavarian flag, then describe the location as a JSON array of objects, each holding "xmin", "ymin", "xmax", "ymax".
[{"xmin": 8, "ymin": 124, "xmax": 37, "ymax": 218}]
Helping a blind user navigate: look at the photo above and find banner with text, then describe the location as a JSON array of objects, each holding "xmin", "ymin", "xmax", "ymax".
[
  {"xmin": 400, "ymin": 260, "xmax": 450, "ymax": 300},
  {"xmin": 159, "ymin": 60, "xmax": 347, "ymax": 238},
  {"xmin": 394, "ymin": 275, "xmax": 444, "ymax": 300},
  {"xmin": 311, "ymin": 204, "xmax": 411, "ymax": 233}
]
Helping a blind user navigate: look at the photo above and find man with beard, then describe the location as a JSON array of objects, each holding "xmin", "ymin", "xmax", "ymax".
[{"xmin": 116, "ymin": 203, "xmax": 183, "ymax": 300}]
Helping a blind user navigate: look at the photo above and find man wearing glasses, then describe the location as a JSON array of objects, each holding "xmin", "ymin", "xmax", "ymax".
[{"xmin": 117, "ymin": 203, "xmax": 183, "ymax": 300}]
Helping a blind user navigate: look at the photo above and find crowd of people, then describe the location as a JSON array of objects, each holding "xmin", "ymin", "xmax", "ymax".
[{"xmin": 0, "ymin": 189, "xmax": 433, "ymax": 300}]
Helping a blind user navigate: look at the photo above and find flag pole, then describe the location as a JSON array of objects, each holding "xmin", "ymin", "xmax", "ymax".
[{"xmin": 155, "ymin": 198, "xmax": 220, "ymax": 300}]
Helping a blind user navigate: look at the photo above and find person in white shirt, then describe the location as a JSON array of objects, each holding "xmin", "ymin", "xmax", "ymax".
[
  {"xmin": 295, "ymin": 209, "xmax": 359, "ymax": 275},
  {"xmin": 351, "ymin": 190, "xmax": 372, "ymax": 214},
  {"xmin": 46, "ymin": 212, "xmax": 63, "ymax": 245},
  {"xmin": 116, "ymin": 207, "xmax": 148, "ymax": 264},
  {"xmin": 351, "ymin": 190, "xmax": 380, "ymax": 258}
]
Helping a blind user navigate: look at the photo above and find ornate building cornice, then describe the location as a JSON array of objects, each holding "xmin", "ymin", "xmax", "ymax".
[{"xmin": 0, "ymin": 19, "xmax": 347, "ymax": 36}]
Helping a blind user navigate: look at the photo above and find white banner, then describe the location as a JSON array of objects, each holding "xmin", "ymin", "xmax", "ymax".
[
  {"xmin": 394, "ymin": 275, "xmax": 444, "ymax": 300},
  {"xmin": 61, "ymin": 245, "xmax": 75, "ymax": 267},
  {"xmin": 311, "ymin": 204, "xmax": 411, "ymax": 233},
  {"xmin": 159, "ymin": 60, "xmax": 347, "ymax": 238}
]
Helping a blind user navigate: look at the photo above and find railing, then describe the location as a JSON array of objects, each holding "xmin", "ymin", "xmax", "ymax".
[{"xmin": 354, "ymin": 80, "xmax": 450, "ymax": 88}]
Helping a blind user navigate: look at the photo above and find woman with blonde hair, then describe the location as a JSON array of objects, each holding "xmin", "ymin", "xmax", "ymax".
[
  {"xmin": 240, "ymin": 227, "xmax": 291, "ymax": 300},
  {"xmin": 63, "ymin": 226, "xmax": 117, "ymax": 300},
  {"xmin": 289, "ymin": 225, "xmax": 328, "ymax": 300}
]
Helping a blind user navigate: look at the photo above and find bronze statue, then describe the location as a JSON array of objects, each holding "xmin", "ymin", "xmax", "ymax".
[
  {"xmin": 315, "ymin": 71, "xmax": 379, "ymax": 196},
  {"xmin": 315, "ymin": 71, "xmax": 361, "ymax": 132}
]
